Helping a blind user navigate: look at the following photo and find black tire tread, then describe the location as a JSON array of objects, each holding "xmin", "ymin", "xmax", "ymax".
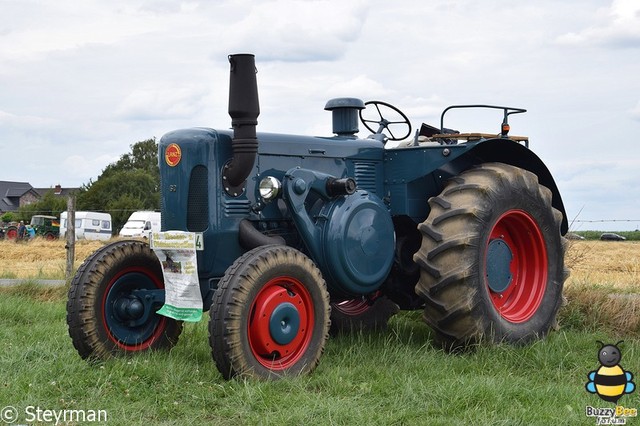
[
  {"xmin": 414, "ymin": 163, "xmax": 568, "ymax": 347},
  {"xmin": 209, "ymin": 245, "xmax": 330, "ymax": 380},
  {"xmin": 66, "ymin": 240, "xmax": 182, "ymax": 360}
]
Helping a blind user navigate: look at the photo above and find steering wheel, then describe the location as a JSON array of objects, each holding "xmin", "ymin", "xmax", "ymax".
[{"xmin": 359, "ymin": 101, "xmax": 412, "ymax": 142}]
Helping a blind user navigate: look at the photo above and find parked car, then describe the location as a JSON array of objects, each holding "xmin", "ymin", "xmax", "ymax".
[
  {"xmin": 119, "ymin": 211, "xmax": 161, "ymax": 238},
  {"xmin": 566, "ymin": 232, "xmax": 585, "ymax": 240},
  {"xmin": 600, "ymin": 233, "xmax": 626, "ymax": 241}
]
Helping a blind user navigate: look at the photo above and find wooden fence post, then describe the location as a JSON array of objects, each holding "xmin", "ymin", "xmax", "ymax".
[{"xmin": 65, "ymin": 195, "xmax": 76, "ymax": 282}]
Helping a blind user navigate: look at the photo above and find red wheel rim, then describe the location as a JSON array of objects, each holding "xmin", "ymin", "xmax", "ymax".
[
  {"xmin": 6, "ymin": 228, "xmax": 17, "ymax": 240},
  {"xmin": 248, "ymin": 276, "xmax": 314, "ymax": 371},
  {"xmin": 485, "ymin": 210, "xmax": 547, "ymax": 323}
]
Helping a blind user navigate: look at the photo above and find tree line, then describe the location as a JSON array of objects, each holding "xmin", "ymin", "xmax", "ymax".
[{"xmin": 7, "ymin": 138, "xmax": 160, "ymax": 234}]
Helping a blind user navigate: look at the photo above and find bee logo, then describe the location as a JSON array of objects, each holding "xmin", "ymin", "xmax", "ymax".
[{"xmin": 586, "ymin": 341, "xmax": 635, "ymax": 403}]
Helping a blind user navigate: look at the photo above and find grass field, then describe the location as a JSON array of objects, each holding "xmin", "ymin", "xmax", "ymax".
[{"xmin": 1, "ymin": 239, "xmax": 639, "ymax": 424}]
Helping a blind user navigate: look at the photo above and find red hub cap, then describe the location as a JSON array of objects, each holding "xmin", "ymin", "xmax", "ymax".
[
  {"xmin": 248, "ymin": 276, "xmax": 314, "ymax": 370},
  {"xmin": 485, "ymin": 210, "xmax": 547, "ymax": 323}
]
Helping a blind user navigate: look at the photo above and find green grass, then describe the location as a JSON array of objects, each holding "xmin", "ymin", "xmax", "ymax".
[
  {"xmin": 1, "ymin": 284, "xmax": 638, "ymax": 425},
  {"xmin": 0, "ymin": 271, "xmax": 18, "ymax": 279}
]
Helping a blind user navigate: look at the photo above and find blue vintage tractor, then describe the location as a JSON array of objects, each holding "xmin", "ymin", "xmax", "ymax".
[{"xmin": 67, "ymin": 54, "xmax": 568, "ymax": 379}]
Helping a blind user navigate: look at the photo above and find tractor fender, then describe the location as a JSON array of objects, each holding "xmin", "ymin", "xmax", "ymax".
[{"xmin": 444, "ymin": 139, "xmax": 568, "ymax": 234}]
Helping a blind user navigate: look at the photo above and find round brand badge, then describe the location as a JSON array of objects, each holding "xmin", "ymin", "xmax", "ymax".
[{"xmin": 165, "ymin": 143, "xmax": 181, "ymax": 167}]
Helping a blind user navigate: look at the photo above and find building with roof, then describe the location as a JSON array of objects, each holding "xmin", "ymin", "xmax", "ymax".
[
  {"xmin": 33, "ymin": 184, "xmax": 77, "ymax": 198},
  {"xmin": 0, "ymin": 181, "xmax": 78, "ymax": 215}
]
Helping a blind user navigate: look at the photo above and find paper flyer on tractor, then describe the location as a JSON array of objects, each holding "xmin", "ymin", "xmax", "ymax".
[{"xmin": 150, "ymin": 231, "xmax": 202, "ymax": 322}]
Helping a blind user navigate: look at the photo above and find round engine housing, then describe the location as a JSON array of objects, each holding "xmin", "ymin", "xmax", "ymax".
[{"xmin": 320, "ymin": 191, "xmax": 395, "ymax": 296}]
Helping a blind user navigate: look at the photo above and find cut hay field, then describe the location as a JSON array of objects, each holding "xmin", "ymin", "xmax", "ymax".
[
  {"xmin": 0, "ymin": 238, "xmax": 106, "ymax": 280},
  {"xmin": 562, "ymin": 240, "xmax": 640, "ymax": 337},
  {"xmin": 1, "ymin": 237, "xmax": 637, "ymax": 286},
  {"xmin": 565, "ymin": 240, "xmax": 640, "ymax": 288},
  {"xmin": 2, "ymin": 238, "xmax": 639, "ymax": 337},
  {"xmin": 2, "ymin": 238, "xmax": 640, "ymax": 337}
]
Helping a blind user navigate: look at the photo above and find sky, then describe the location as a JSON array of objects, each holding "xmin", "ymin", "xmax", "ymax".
[{"xmin": 1, "ymin": 0, "xmax": 639, "ymax": 230}]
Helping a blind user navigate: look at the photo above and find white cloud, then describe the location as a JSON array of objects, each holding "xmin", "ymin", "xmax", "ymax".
[
  {"xmin": 116, "ymin": 85, "xmax": 209, "ymax": 121},
  {"xmin": 0, "ymin": 3, "xmax": 162, "ymax": 61},
  {"xmin": 224, "ymin": 0, "xmax": 369, "ymax": 62},
  {"xmin": 631, "ymin": 101, "xmax": 640, "ymax": 120},
  {"xmin": 325, "ymin": 75, "xmax": 390, "ymax": 99},
  {"xmin": 1, "ymin": 0, "xmax": 640, "ymax": 230},
  {"xmin": 62, "ymin": 154, "xmax": 119, "ymax": 183},
  {"xmin": 0, "ymin": 109, "xmax": 57, "ymax": 129},
  {"xmin": 556, "ymin": 0, "xmax": 640, "ymax": 47}
]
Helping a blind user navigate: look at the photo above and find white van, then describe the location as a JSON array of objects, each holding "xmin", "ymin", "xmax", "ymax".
[
  {"xmin": 119, "ymin": 211, "xmax": 161, "ymax": 238},
  {"xmin": 60, "ymin": 211, "xmax": 113, "ymax": 241}
]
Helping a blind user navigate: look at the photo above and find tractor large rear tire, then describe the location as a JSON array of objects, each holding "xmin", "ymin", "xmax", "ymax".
[
  {"xmin": 414, "ymin": 163, "xmax": 568, "ymax": 349},
  {"xmin": 67, "ymin": 240, "xmax": 182, "ymax": 359}
]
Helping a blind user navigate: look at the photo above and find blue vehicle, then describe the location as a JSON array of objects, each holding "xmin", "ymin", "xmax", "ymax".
[{"xmin": 67, "ymin": 54, "xmax": 569, "ymax": 379}]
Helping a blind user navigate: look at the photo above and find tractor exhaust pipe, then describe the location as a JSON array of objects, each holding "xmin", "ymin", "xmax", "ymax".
[{"xmin": 224, "ymin": 53, "xmax": 260, "ymax": 195}]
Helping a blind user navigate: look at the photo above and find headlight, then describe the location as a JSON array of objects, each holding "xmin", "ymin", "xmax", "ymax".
[{"xmin": 258, "ymin": 176, "xmax": 281, "ymax": 201}]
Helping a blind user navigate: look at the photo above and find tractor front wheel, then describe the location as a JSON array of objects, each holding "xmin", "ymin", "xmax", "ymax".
[
  {"xmin": 414, "ymin": 163, "xmax": 568, "ymax": 349},
  {"xmin": 210, "ymin": 245, "xmax": 330, "ymax": 379},
  {"xmin": 67, "ymin": 240, "xmax": 182, "ymax": 359}
]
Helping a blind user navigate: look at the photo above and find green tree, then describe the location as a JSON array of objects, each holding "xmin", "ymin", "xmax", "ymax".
[
  {"xmin": 76, "ymin": 138, "xmax": 160, "ymax": 234},
  {"xmin": 17, "ymin": 190, "xmax": 69, "ymax": 223},
  {"xmin": 1, "ymin": 212, "xmax": 16, "ymax": 223},
  {"xmin": 101, "ymin": 138, "xmax": 159, "ymax": 181}
]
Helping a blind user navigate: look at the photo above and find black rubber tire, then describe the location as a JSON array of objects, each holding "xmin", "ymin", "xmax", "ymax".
[
  {"xmin": 330, "ymin": 295, "xmax": 399, "ymax": 334},
  {"xmin": 414, "ymin": 163, "xmax": 568, "ymax": 349},
  {"xmin": 210, "ymin": 245, "xmax": 330, "ymax": 380},
  {"xmin": 67, "ymin": 240, "xmax": 182, "ymax": 360}
]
